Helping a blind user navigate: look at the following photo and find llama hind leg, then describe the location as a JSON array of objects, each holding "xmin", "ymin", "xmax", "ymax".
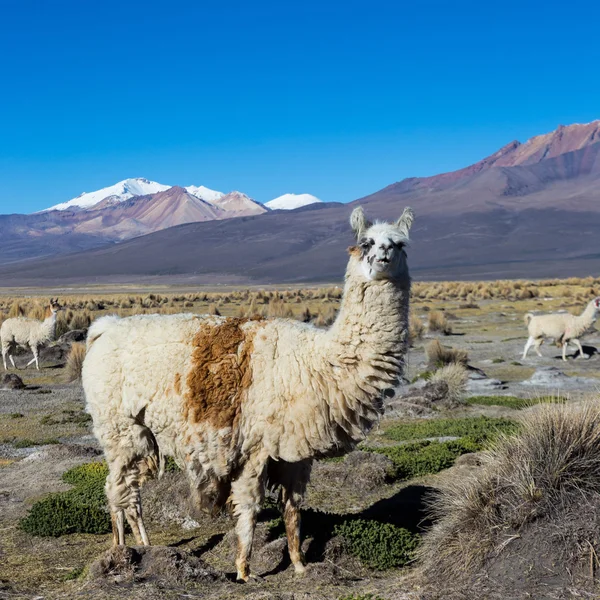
[
  {"xmin": 103, "ymin": 422, "xmax": 159, "ymax": 546},
  {"xmin": 534, "ymin": 338, "xmax": 544, "ymax": 357},
  {"xmin": 26, "ymin": 346, "xmax": 39, "ymax": 370},
  {"xmin": 231, "ymin": 454, "xmax": 268, "ymax": 581},
  {"xmin": 522, "ymin": 336, "xmax": 535, "ymax": 359},
  {"xmin": 573, "ymin": 339, "xmax": 587, "ymax": 359}
]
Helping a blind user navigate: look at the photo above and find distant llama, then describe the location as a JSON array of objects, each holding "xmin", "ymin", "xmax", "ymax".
[
  {"xmin": 83, "ymin": 206, "xmax": 413, "ymax": 580},
  {"xmin": 1, "ymin": 298, "xmax": 62, "ymax": 370},
  {"xmin": 523, "ymin": 297, "xmax": 600, "ymax": 361}
]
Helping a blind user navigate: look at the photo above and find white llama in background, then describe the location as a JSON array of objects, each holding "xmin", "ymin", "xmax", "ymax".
[
  {"xmin": 83, "ymin": 206, "xmax": 413, "ymax": 581},
  {"xmin": 523, "ymin": 297, "xmax": 600, "ymax": 361},
  {"xmin": 1, "ymin": 298, "xmax": 62, "ymax": 370}
]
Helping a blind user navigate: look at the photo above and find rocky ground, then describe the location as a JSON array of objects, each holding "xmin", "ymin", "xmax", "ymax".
[{"xmin": 0, "ymin": 299, "xmax": 598, "ymax": 600}]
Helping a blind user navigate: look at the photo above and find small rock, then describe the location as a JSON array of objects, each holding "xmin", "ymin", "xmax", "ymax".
[
  {"xmin": 1, "ymin": 374, "xmax": 25, "ymax": 390},
  {"xmin": 467, "ymin": 377, "xmax": 507, "ymax": 392},
  {"xmin": 58, "ymin": 329, "xmax": 87, "ymax": 344}
]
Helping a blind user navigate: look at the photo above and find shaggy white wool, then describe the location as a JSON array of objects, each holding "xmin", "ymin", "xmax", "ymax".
[{"xmin": 83, "ymin": 206, "xmax": 413, "ymax": 580}]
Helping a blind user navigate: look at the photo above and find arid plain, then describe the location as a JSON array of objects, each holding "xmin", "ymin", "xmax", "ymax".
[{"xmin": 1, "ymin": 278, "xmax": 600, "ymax": 600}]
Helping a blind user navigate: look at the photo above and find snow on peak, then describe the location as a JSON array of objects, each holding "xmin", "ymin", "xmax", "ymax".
[
  {"xmin": 265, "ymin": 193, "xmax": 322, "ymax": 210},
  {"xmin": 185, "ymin": 185, "xmax": 224, "ymax": 204},
  {"xmin": 44, "ymin": 178, "xmax": 171, "ymax": 212}
]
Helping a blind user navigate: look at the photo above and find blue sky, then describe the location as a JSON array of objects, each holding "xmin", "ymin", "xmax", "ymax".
[{"xmin": 1, "ymin": 0, "xmax": 599, "ymax": 213}]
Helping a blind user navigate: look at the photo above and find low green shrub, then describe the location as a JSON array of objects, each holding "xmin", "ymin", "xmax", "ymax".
[
  {"xmin": 334, "ymin": 519, "xmax": 420, "ymax": 570},
  {"xmin": 40, "ymin": 410, "xmax": 92, "ymax": 426},
  {"xmin": 366, "ymin": 437, "xmax": 482, "ymax": 480},
  {"xmin": 383, "ymin": 416, "xmax": 517, "ymax": 443},
  {"xmin": 163, "ymin": 455, "xmax": 181, "ymax": 473},
  {"xmin": 13, "ymin": 438, "xmax": 60, "ymax": 448},
  {"xmin": 411, "ymin": 370, "xmax": 433, "ymax": 383},
  {"xmin": 19, "ymin": 493, "xmax": 110, "ymax": 537},
  {"xmin": 19, "ymin": 461, "xmax": 111, "ymax": 537}
]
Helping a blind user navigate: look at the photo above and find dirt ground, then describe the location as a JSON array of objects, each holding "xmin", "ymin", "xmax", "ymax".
[{"xmin": 1, "ymin": 296, "xmax": 598, "ymax": 600}]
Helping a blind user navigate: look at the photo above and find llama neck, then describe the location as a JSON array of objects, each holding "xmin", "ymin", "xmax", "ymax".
[
  {"xmin": 41, "ymin": 312, "xmax": 57, "ymax": 341},
  {"xmin": 316, "ymin": 255, "xmax": 410, "ymax": 450},
  {"xmin": 579, "ymin": 301, "xmax": 598, "ymax": 326}
]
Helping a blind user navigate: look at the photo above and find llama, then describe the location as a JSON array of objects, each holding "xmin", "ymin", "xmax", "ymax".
[
  {"xmin": 82, "ymin": 206, "xmax": 413, "ymax": 581},
  {"xmin": 1, "ymin": 298, "xmax": 62, "ymax": 370},
  {"xmin": 522, "ymin": 297, "xmax": 600, "ymax": 361}
]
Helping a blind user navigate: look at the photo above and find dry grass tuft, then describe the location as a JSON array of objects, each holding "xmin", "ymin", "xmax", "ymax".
[
  {"xmin": 419, "ymin": 401, "xmax": 600, "ymax": 592},
  {"xmin": 408, "ymin": 313, "xmax": 425, "ymax": 344},
  {"xmin": 429, "ymin": 363, "xmax": 468, "ymax": 405},
  {"xmin": 65, "ymin": 343, "xmax": 86, "ymax": 382},
  {"xmin": 8, "ymin": 302, "xmax": 25, "ymax": 318},
  {"xmin": 426, "ymin": 340, "xmax": 468, "ymax": 368},
  {"xmin": 428, "ymin": 311, "xmax": 452, "ymax": 335}
]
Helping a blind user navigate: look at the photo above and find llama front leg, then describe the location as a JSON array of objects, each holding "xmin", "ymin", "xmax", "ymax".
[
  {"xmin": 1, "ymin": 346, "xmax": 7, "ymax": 370},
  {"xmin": 231, "ymin": 455, "xmax": 267, "ymax": 581},
  {"xmin": 562, "ymin": 341, "xmax": 569, "ymax": 362}
]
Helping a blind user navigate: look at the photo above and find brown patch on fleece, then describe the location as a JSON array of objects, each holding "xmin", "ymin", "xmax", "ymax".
[
  {"xmin": 174, "ymin": 372, "xmax": 182, "ymax": 395},
  {"xmin": 347, "ymin": 245, "xmax": 360, "ymax": 257},
  {"xmin": 184, "ymin": 317, "xmax": 264, "ymax": 430}
]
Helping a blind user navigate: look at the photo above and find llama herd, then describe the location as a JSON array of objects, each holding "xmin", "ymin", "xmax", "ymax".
[{"xmin": 2, "ymin": 207, "xmax": 600, "ymax": 580}]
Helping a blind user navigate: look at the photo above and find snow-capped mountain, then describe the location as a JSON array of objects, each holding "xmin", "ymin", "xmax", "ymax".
[
  {"xmin": 185, "ymin": 185, "xmax": 224, "ymax": 204},
  {"xmin": 265, "ymin": 193, "xmax": 322, "ymax": 210},
  {"xmin": 45, "ymin": 178, "xmax": 171, "ymax": 212}
]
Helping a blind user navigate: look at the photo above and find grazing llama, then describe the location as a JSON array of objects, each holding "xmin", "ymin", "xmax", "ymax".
[
  {"xmin": 1, "ymin": 298, "xmax": 62, "ymax": 370},
  {"xmin": 83, "ymin": 206, "xmax": 413, "ymax": 581},
  {"xmin": 523, "ymin": 297, "xmax": 600, "ymax": 361}
]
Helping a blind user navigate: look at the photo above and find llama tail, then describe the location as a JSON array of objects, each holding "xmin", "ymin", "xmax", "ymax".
[{"xmin": 86, "ymin": 315, "xmax": 120, "ymax": 351}]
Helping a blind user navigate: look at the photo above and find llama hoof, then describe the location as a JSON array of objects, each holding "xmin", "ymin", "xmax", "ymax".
[
  {"xmin": 293, "ymin": 563, "xmax": 307, "ymax": 576},
  {"xmin": 236, "ymin": 571, "xmax": 262, "ymax": 583}
]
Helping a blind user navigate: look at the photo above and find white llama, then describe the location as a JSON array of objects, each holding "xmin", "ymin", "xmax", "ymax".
[
  {"xmin": 1, "ymin": 298, "xmax": 62, "ymax": 370},
  {"xmin": 82, "ymin": 206, "xmax": 413, "ymax": 581},
  {"xmin": 522, "ymin": 297, "xmax": 600, "ymax": 361}
]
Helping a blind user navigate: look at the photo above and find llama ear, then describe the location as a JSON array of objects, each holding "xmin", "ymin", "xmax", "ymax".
[
  {"xmin": 395, "ymin": 207, "xmax": 414, "ymax": 238},
  {"xmin": 350, "ymin": 206, "xmax": 372, "ymax": 239}
]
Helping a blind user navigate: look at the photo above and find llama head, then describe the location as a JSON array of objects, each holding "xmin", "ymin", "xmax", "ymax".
[
  {"xmin": 349, "ymin": 206, "xmax": 413, "ymax": 281},
  {"xmin": 49, "ymin": 298, "xmax": 63, "ymax": 314},
  {"xmin": 593, "ymin": 297, "xmax": 600, "ymax": 311}
]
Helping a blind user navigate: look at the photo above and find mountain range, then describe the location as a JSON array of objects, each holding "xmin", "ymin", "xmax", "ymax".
[
  {"xmin": 0, "ymin": 120, "xmax": 599, "ymax": 284},
  {"xmin": 0, "ymin": 181, "xmax": 322, "ymax": 263}
]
